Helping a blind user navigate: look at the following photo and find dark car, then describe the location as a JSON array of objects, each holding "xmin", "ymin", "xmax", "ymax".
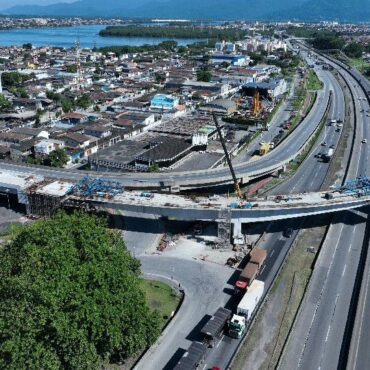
[{"xmin": 283, "ymin": 228, "xmax": 293, "ymax": 238}]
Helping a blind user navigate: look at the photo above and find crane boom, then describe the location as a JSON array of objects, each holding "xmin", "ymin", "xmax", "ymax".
[{"xmin": 212, "ymin": 112, "xmax": 244, "ymax": 200}]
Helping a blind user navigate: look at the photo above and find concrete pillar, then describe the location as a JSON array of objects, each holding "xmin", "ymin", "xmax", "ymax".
[
  {"xmin": 0, "ymin": 72, "xmax": 3, "ymax": 94},
  {"xmin": 232, "ymin": 219, "xmax": 244, "ymax": 245}
]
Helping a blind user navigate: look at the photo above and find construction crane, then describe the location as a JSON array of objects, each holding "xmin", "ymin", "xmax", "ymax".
[
  {"xmin": 212, "ymin": 112, "xmax": 244, "ymax": 202},
  {"xmin": 253, "ymin": 90, "xmax": 261, "ymax": 117}
]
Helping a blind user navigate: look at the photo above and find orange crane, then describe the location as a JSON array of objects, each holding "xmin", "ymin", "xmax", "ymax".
[{"xmin": 253, "ymin": 90, "xmax": 261, "ymax": 117}]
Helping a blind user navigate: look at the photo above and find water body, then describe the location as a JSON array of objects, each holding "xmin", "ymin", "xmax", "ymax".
[{"xmin": 0, "ymin": 24, "xmax": 203, "ymax": 48}]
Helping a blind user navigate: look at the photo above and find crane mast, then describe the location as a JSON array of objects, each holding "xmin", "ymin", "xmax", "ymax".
[{"xmin": 212, "ymin": 112, "xmax": 244, "ymax": 201}]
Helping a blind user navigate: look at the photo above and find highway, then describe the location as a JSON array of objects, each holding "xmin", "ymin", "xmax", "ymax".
[
  {"xmin": 279, "ymin": 43, "xmax": 370, "ymax": 370},
  {"xmin": 202, "ymin": 54, "xmax": 349, "ymax": 370}
]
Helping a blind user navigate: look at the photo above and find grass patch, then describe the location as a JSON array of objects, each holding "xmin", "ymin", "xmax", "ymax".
[
  {"xmin": 307, "ymin": 70, "xmax": 323, "ymax": 91},
  {"xmin": 231, "ymin": 225, "xmax": 326, "ymax": 370},
  {"xmin": 349, "ymin": 57, "xmax": 370, "ymax": 74},
  {"xmin": 140, "ymin": 279, "xmax": 181, "ymax": 328}
]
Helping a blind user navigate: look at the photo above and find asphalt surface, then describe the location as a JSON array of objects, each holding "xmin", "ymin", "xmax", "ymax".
[
  {"xmin": 170, "ymin": 55, "xmax": 347, "ymax": 370},
  {"xmin": 279, "ymin": 45, "xmax": 370, "ymax": 370}
]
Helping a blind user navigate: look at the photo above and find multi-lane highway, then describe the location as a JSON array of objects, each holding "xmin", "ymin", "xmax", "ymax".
[
  {"xmin": 129, "ymin": 50, "xmax": 359, "ymax": 370},
  {"xmin": 279, "ymin": 43, "xmax": 370, "ymax": 370}
]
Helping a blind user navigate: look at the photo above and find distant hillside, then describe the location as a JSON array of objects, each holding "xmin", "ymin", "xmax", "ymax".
[
  {"xmin": 5, "ymin": 0, "xmax": 370, "ymax": 21},
  {"xmin": 270, "ymin": 0, "xmax": 370, "ymax": 21}
]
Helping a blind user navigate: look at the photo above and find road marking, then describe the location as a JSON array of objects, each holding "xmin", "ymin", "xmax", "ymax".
[
  {"xmin": 325, "ymin": 325, "xmax": 331, "ymax": 343},
  {"xmin": 216, "ymin": 335, "xmax": 224, "ymax": 348},
  {"xmin": 270, "ymin": 249, "xmax": 275, "ymax": 257},
  {"xmin": 342, "ymin": 264, "xmax": 347, "ymax": 277}
]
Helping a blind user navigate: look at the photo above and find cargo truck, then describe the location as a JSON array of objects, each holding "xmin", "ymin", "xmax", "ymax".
[
  {"xmin": 322, "ymin": 148, "xmax": 334, "ymax": 163},
  {"xmin": 200, "ymin": 307, "xmax": 232, "ymax": 347},
  {"xmin": 237, "ymin": 280, "xmax": 265, "ymax": 320},
  {"xmin": 173, "ymin": 341, "xmax": 208, "ymax": 370},
  {"xmin": 234, "ymin": 248, "xmax": 267, "ymax": 295}
]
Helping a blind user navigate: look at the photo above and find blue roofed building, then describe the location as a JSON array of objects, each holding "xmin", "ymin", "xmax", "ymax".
[{"xmin": 150, "ymin": 94, "xmax": 179, "ymax": 111}]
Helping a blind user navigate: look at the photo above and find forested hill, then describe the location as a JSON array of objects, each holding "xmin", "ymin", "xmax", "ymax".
[{"xmin": 5, "ymin": 0, "xmax": 370, "ymax": 22}]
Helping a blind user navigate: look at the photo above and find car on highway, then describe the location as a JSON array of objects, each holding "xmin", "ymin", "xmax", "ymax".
[
  {"xmin": 283, "ymin": 228, "xmax": 293, "ymax": 238},
  {"xmin": 330, "ymin": 144, "xmax": 335, "ymax": 149},
  {"xmin": 322, "ymin": 142, "xmax": 327, "ymax": 146},
  {"xmin": 362, "ymin": 139, "xmax": 367, "ymax": 144}
]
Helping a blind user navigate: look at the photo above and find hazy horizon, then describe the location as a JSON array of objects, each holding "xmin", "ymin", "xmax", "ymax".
[{"xmin": 0, "ymin": 0, "xmax": 76, "ymax": 10}]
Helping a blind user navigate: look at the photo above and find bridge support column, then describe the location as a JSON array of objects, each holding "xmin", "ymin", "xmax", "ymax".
[{"xmin": 232, "ymin": 219, "xmax": 244, "ymax": 245}]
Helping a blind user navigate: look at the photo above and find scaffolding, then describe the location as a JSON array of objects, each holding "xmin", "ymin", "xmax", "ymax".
[
  {"xmin": 335, "ymin": 177, "xmax": 370, "ymax": 196},
  {"xmin": 68, "ymin": 176, "xmax": 124, "ymax": 199}
]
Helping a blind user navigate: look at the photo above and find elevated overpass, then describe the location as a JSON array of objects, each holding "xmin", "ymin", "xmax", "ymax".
[
  {"xmin": 0, "ymin": 68, "xmax": 332, "ymax": 192},
  {"xmin": 2, "ymin": 170, "xmax": 370, "ymax": 241}
]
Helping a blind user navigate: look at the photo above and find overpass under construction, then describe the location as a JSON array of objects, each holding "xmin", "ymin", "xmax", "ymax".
[{"xmin": 2, "ymin": 170, "xmax": 370, "ymax": 242}]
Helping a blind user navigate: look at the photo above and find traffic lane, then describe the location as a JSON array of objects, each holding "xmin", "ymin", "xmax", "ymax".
[
  {"xmin": 350, "ymin": 237, "xmax": 370, "ymax": 370},
  {"xmin": 320, "ymin": 219, "xmax": 367, "ymax": 370},
  {"xmin": 137, "ymin": 256, "xmax": 234, "ymax": 370},
  {"xmin": 299, "ymin": 216, "xmax": 366, "ymax": 370},
  {"xmin": 204, "ymin": 230, "xmax": 298, "ymax": 370}
]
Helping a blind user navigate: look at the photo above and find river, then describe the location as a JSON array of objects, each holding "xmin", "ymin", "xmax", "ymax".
[{"xmin": 0, "ymin": 24, "xmax": 203, "ymax": 48}]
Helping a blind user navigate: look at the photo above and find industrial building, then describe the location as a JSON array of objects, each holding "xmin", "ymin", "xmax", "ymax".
[
  {"xmin": 242, "ymin": 79, "xmax": 288, "ymax": 99},
  {"xmin": 199, "ymin": 99, "xmax": 238, "ymax": 116}
]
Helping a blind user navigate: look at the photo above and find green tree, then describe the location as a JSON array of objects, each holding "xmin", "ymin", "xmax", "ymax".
[
  {"xmin": 66, "ymin": 64, "xmax": 78, "ymax": 73},
  {"xmin": 62, "ymin": 99, "xmax": 74, "ymax": 113},
  {"xmin": 22, "ymin": 43, "xmax": 33, "ymax": 50},
  {"xmin": 344, "ymin": 42, "xmax": 364, "ymax": 58},
  {"xmin": 43, "ymin": 149, "xmax": 69, "ymax": 168},
  {"xmin": 197, "ymin": 69, "xmax": 212, "ymax": 82},
  {"xmin": 311, "ymin": 33, "xmax": 345, "ymax": 50},
  {"xmin": 149, "ymin": 164, "xmax": 160, "ymax": 173},
  {"xmin": 76, "ymin": 94, "xmax": 93, "ymax": 110},
  {"xmin": 2, "ymin": 71, "xmax": 31, "ymax": 89},
  {"xmin": 0, "ymin": 94, "xmax": 11, "ymax": 112},
  {"xmin": 0, "ymin": 212, "xmax": 161, "ymax": 370}
]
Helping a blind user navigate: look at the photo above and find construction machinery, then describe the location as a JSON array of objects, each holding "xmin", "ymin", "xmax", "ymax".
[
  {"xmin": 253, "ymin": 90, "xmax": 262, "ymax": 117},
  {"xmin": 212, "ymin": 112, "xmax": 244, "ymax": 203}
]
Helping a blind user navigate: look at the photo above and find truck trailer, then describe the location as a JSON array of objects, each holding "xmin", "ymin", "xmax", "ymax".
[
  {"xmin": 234, "ymin": 248, "xmax": 267, "ymax": 295},
  {"xmin": 234, "ymin": 263, "xmax": 259, "ymax": 295},
  {"xmin": 200, "ymin": 307, "xmax": 232, "ymax": 347},
  {"xmin": 173, "ymin": 341, "xmax": 208, "ymax": 370},
  {"xmin": 237, "ymin": 280, "xmax": 265, "ymax": 320}
]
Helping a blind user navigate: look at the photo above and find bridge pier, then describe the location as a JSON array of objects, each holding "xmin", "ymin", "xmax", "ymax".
[{"xmin": 232, "ymin": 219, "xmax": 244, "ymax": 245}]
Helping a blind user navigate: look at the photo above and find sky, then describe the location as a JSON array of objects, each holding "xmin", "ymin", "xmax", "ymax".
[{"xmin": 0, "ymin": 0, "xmax": 77, "ymax": 10}]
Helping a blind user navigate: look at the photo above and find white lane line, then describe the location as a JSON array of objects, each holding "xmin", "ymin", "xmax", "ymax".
[
  {"xmin": 342, "ymin": 264, "xmax": 347, "ymax": 277},
  {"xmin": 270, "ymin": 249, "xmax": 275, "ymax": 257},
  {"xmin": 325, "ymin": 325, "xmax": 331, "ymax": 343},
  {"xmin": 216, "ymin": 335, "xmax": 224, "ymax": 349}
]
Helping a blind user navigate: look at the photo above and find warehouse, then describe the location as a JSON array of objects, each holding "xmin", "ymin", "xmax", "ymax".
[
  {"xmin": 199, "ymin": 99, "xmax": 237, "ymax": 116},
  {"xmin": 135, "ymin": 136, "xmax": 192, "ymax": 168}
]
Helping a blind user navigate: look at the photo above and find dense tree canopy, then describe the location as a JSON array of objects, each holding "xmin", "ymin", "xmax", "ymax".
[
  {"xmin": 44, "ymin": 149, "xmax": 70, "ymax": 168},
  {"xmin": 100, "ymin": 25, "xmax": 246, "ymax": 41},
  {"xmin": 0, "ymin": 212, "xmax": 160, "ymax": 370},
  {"xmin": 344, "ymin": 42, "xmax": 364, "ymax": 58},
  {"xmin": 0, "ymin": 93, "xmax": 11, "ymax": 112},
  {"xmin": 197, "ymin": 69, "xmax": 212, "ymax": 82},
  {"xmin": 311, "ymin": 33, "xmax": 345, "ymax": 50}
]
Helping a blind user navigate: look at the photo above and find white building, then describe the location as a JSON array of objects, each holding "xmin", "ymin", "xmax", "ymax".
[{"xmin": 34, "ymin": 139, "xmax": 65, "ymax": 156}]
